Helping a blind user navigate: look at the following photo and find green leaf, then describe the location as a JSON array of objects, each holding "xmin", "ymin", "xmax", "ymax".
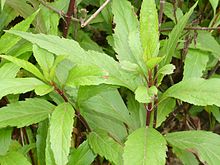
[
  {"xmin": 0, "ymin": 55, "xmax": 45, "ymax": 80},
  {"xmin": 0, "ymin": 78, "xmax": 44, "ymax": 100},
  {"xmin": 77, "ymin": 84, "xmax": 118, "ymax": 104},
  {"xmin": 120, "ymin": 61, "xmax": 139, "ymax": 72},
  {"xmin": 33, "ymin": 44, "xmax": 54, "ymax": 80},
  {"xmin": 157, "ymin": 98, "xmax": 176, "ymax": 127},
  {"xmin": 157, "ymin": 64, "xmax": 176, "ymax": 85},
  {"xmin": 160, "ymin": 2, "xmax": 197, "ymax": 67},
  {"xmin": 183, "ymin": 49, "xmax": 209, "ymax": 80},
  {"xmin": 191, "ymin": 31, "xmax": 220, "ymax": 59},
  {"xmin": 123, "ymin": 127, "xmax": 167, "ymax": 165},
  {"xmin": 127, "ymin": 93, "xmax": 146, "ymax": 129},
  {"xmin": 45, "ymin": 131, "xmax": 56, "ymax": 165},
  {"xmin": 135, "ymin": 86, "xmax": 151, "ymax": 103},
  {"xmin": 88, "ymin": 130, "xmax": 123, "ymax": 165},
  {"xmin": 80, "ymin": 90, "xmax": 133, "ymax": 130},
  {"xmin": 206, "ymin": 105, "xmax": 220, "ymax": 123},
  {"xmin": 0, "ymin": 128, "xmax": 12, "ymax": 155},
  {"xmin": 0, "ymin": 10, "xmax": 38, "ymax": 54},
  {"xmin": 172, "ymin": 147, "xmax": 199, "ymax": 165},
  {"xmin": 6, "ymin": 31, "xmax": 140, "ymax": 91},
  {"xmin": 0, "ymin": 63, "xmax": 20, "ymax": 79},
  {"xmin": 161, "ymin": 78, "xmax": 220, "ymax": 107},
  {"xmin": 112, "ymin": 0, "xmax": 146, "ymax": 73},
  {"xmin": 146, "ymin": 57, "xmax": 164, "ymax": 69},
  {"xmin": 0, "ymin": 151, "xmax": 31, "ymax": 165},
  {"xmin": 0, "ymin": 98, "xmax": 54, "ymax": 128},
  {"xmin": 36, "ymin": 120, "xmax": 48, "ymax": 165},
  {"xmin": 35, "ymin": 84, "xmax": 54, "ymax": 96},
  {"xmin": 49, "ymin": 103, "xmax": 75, "ymax": 165},
  {"xmin": 166, "ymin": 130, "xmax": 220, "ymax": 165},
  {"xmin": 209, "ymin": 0, "xmax": 219, "ymax": 14},
  {"xmin": 140, "ymin": 0, "xmax": 159, "ymax": 59},
  {"xmin": 163, "ymin": 2, "xmax": 183, "ymax": 23},
  {"xmin": 68, "ymin": 140, "xmax": 96, "ymax": 165},
  {"xmin": 66, "ymin": 65, "xmax": 109, "ymax": 87},
  {"xmin": 1, "ymin": 0, "xmax": 6, "ymax": 10}
]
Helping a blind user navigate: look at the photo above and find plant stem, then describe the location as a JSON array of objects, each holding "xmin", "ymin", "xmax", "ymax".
[
  {"xmin": 81, "ymin": 0, "xmax": 111, "ymax": 27},
  {"xmin": 159, "ymin": 0, "xmax": 165, "ymax": 29},
  {"xmin": 146, "ymin": 70, "xmax": 154, "ymax": 126},
  {"xmin": 63, "ymin": 0, "xmax": 76, "ymax": 37},
  {"xmin": 38, "ymin": 0, "xmax": 80, "ymax": 22}
]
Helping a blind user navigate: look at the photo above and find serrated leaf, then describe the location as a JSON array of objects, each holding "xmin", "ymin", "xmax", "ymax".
[
  {"xmin": 0, "ymin": 128, "xmax": 12, "ymax": 155},
  {"xmin": 161, "ymin": 78, "xmax": 220, "ymax": 107},
  {"xmin": 6, "ymin": 31, "xmax": 140, "ymax": 91},
  {"xmin": 135, "ymin": 86, "xmax": 151, "ymax": 103},
  {"xmin": 0, "ymin": 10, "xmax": 38, "ymax": 54},
  {"xmin": 112, "ymin": 0, "xmax": 146, "ymax": 73},
  {"xmin": 50, "ymin": 103, "xmax": 75, "ymax": 165},
  {"xmin": 33, "ymin": 44, "xmax": 54, "ymax": 80},
  {"xmin": 0, "ymin": 98, "xmax": 54, "ymax": 128},
  {"xmin": 0, "ymin": 151, "xmax": 31, "ymax": 165},
  {"xmin": 183, "ymin": 49, "xmax": 209, "ymax": 80},
  {"xmin": 123, "ymin": 127, "xmax": 167, "ymax": 165},
  {"xmin": 35, "ymin": 84, "xmax": 54, "ymax": 96},
  {"xmin": 66, "ymin": 65, "xmax": 108, "ymax": 87},
  {"xmin": 0, "ymin": 55, "xmax": 45, "ymax": 80},
  {"xmin": 160, "ymin": 2, "xmax": 197, "ymax": 67},
  {"xmin": 157, "ymin": 98, "xmax": 176, "ymax": 127},
  {"xmin": 166, "ymin": 131, "xmax": 220, "ymax": 165},
  {"xmin": 140, "ymin": 0, "xmax": 159, "ymax": 59},
  {"xmin": 68, "ymin": 140, "xmax": 96, "ymax": 165},
  {"xmin": 172, "ymin": 147, "xmax": 199, "ymax": 165},
  {"xmin": 88, "ymin": 130, "xmax": 123, "ymax": 165},
  {"xmin": 0, "ymin": 78, "xmax": 44, "ymax": 100}
]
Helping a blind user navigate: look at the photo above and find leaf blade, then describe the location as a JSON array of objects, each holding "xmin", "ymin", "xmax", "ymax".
[
  {"xmin": 123, "ymin": 127, "xmax": 167, "ymax": 165},
  {"xmin": 50, "ymin": 103, "xmax": 75, "ymax": 165}
]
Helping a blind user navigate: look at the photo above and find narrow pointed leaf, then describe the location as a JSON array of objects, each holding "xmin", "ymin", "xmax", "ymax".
[
  {"xmin": 0, "ymin": 10, "xmax": 38, "ymax": 54},
  {"xmin": 6, "ymin": 31, "xmax": 140, "ymax": 91},
  {"xmin": 0, "ymin": 55, "xmax": 45, "ymax": 80},
  {"xmin": 33, "ymin": 44, "xmax": 54, "ymax": 78},
  {"xmin": 0, "ymin": 98, "xmax": 55, "ymax": 128},
  {"xmin": 140, "ymin": 0, "xmax": 159, "ymax": 59},
  {"xmin": 0, "ymin": 63, "xmax": 20, "ymax": 79},
  {"xmin": 50, "ymin": 103, "xmax": 75, "ymax": 165},
  {"xmin": 0, "ymin": 78, "xmax": 44, "ymax": 99},
  {"xmin": 1, "ymin": 0, "xmax": 6, "ymax": 10},
  {"xmin": 160, "ymin": 2, "xmax": 197, "ymax": 67},
  {"xmin": 166, "ymin": 131, "xmax": 220, "ymax": 165},
  {"xmin": 123, "ymin": 127, "xmax": 167, "ymax": 165},
  {"xmin": 161, "ymin": 78, "xmax": 220, "ymax": 107},
  {"xmin": 112, "ymin": 0, "xmax": 146, "ymax": 73},
  {"xmin": 88, "ymin": 130, "xmax": 123, "ymax": 165}
]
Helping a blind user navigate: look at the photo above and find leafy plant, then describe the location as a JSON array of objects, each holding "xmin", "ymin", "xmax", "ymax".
[{"xmin": 0, "ymin": 0, "xmax": 220, "ymax": 164}]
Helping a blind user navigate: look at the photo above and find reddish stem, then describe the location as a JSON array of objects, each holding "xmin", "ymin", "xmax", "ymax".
[{"xmin": 63, "ymin": 0, "xmax": 76, "ymax": 38}]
